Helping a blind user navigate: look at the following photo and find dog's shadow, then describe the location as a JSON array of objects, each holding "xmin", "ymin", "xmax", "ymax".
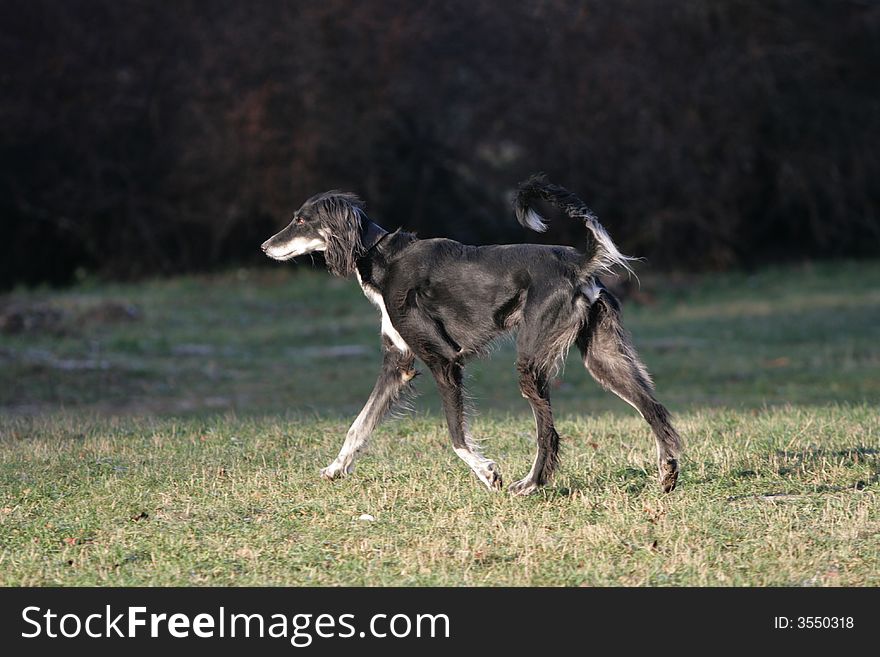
[
  {"xmin": 721, "ymin": 446, "xmax": 879, "ymax": 500},
  {"xmin": 772, "ymin": 446, "xmax": 878, "ymax": 461},
  {"xmin": 531, "ymin": 446, "xmax": 879, "ymax": 500},
  {"xmin": 517, "ymin": 466, "xmax": 652, "ymax": 502}
]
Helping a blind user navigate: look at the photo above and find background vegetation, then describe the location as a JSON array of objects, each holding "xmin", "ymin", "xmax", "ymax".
[{"xmin": 3, "ymin": 0, "xmax": 879, "ymax": 288}]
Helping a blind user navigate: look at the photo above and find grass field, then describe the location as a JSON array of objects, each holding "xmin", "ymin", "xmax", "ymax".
[{"xmin": 0, "ymin": 261, "xmax": 878, "ymax": 585}]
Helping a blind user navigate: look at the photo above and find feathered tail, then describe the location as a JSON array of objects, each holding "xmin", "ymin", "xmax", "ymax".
[{"xmin": 514, "ymin": 173, "xmax": 637, "ymax": 276}]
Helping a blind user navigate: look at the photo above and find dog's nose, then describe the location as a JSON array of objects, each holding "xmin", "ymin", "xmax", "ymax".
[{"xmin": 260, "ymin": 239, "xmax": 270, "ymax": 252}]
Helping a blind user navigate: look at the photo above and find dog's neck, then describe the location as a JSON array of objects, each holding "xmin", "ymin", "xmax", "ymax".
[{"xmin": 361, "ymin": 220, "xmax": 388, "ymax": 252}]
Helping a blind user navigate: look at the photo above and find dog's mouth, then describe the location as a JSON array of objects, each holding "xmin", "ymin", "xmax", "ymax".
[
  {"xmin": 266, "ymin": 249, "xmax": 300, "ymax": 262},
  {"xmin": 262, "ymin": 236, "xmax": 326, "ymax": 261}
]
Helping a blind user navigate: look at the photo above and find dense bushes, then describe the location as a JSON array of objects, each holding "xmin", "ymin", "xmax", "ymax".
[{"xmin": 2, "ymin": 0, "xmax": 878, "ymax": 287}]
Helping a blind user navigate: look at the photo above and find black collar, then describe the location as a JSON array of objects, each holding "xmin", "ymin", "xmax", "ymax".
[{"xmin": 361, "ymin": 220, "xmax": 388, "ymax": 252}]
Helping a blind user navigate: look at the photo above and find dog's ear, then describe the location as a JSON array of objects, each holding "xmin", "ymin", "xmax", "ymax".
[{"xmin": 318, "ymin": 192, "xmax": 366, "ymax": 277}]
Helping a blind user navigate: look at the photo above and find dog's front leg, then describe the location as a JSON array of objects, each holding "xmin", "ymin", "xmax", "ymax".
[
  {"xmin": 429, "ymin": 360, "xmax": 503, "ymax": 492},
  {"xmin": 320, "ymin": 343, "xmax": 416, "ymax": 481}
]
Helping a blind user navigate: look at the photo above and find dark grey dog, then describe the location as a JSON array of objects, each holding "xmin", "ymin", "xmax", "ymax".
[{"xmin": 262, "ymin": 175, "xmax": 681, "ymax": 495}]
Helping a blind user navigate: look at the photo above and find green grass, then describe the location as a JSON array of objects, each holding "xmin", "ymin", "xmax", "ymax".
[{"xmin": 1, "ymin": 261, "xmax": 878, "ymax": 585}]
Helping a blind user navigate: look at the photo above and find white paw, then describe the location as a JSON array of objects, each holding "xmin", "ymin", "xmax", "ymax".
[
  {"xmin": 476, "ymin": 461, "xmax": 503, "ymax": 492},
  {"xmin": 320, "ymin": 462, "xmax": 350, "ymax": 481},
  {"xmin": 508, "ymin": 477, "xmax": 539, "ymax": 496}
]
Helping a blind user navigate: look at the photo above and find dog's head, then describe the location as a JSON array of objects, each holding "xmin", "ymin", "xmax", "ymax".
[{"xmin": 261, "ymin": 191, "xmax": 366, "ymax": 277}]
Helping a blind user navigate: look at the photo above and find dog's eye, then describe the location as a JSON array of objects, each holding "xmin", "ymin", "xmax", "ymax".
[{"xmin": 295, "ymin": 217, "xmax": 305, "ymax": 225}]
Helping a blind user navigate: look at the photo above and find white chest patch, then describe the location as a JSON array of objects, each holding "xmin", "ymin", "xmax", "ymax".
[
  {"xmin": 356, "ymin": 271, "xmax": 410, "ymax": 353},
  {"xmin": 581, "ymin": 283, "xmax": 601, "ymax": 304}
]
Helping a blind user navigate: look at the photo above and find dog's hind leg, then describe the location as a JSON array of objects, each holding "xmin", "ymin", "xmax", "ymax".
[
  {"xmin": 509, "ymin": 363, "xmax": 560, "ymax": 496},
  {"xmin": 320, "ymin": 342, "xmax": 417, "ymax": 481},
  {"xmin": 429, "ymin": 360, "xmax": 503, "ymax": 492},
  {"xmin": 576, "ymin": 292, "xmax": 682, "ymax": 492}
]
